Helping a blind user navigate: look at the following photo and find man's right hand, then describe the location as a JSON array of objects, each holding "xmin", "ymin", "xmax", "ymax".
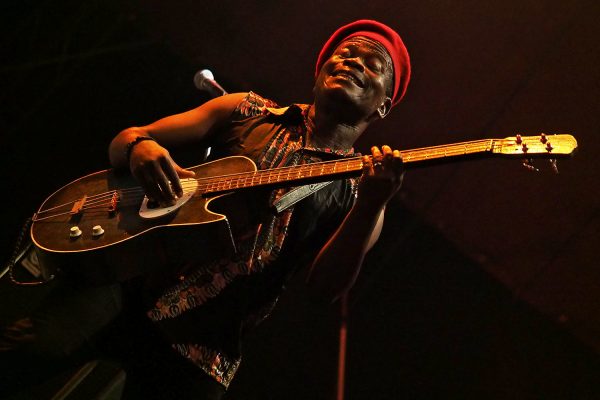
[
  {"xmin": 128, "ymin": 138, "xmax": 195, "ymax": 205},
  {"xmin": 108, "ymin": 93, "xmax": 249, "ymax": 205}
]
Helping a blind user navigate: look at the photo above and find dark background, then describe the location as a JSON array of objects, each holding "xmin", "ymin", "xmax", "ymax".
[{"xmin": 1, "ymin": 0, "xmax": 599, "ymax": 398}]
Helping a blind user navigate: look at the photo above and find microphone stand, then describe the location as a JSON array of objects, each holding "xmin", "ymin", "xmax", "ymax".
[{"xmin": 336, "ymin": 294, "xmax": 349, "ymax": 400}]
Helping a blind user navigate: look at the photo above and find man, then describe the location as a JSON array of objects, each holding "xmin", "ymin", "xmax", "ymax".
[
  {"xmin": 1, "ymin": 19, "xmax": 411, "ymax": 399},
  {"xmin": 108, "ymin": 18, "xmax": 411, "ymax": 397}
]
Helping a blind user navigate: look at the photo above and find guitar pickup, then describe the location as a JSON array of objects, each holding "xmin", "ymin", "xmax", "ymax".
[{"xmin": 70, "ymin": 195, "xmax": 87, "ymax": 215}]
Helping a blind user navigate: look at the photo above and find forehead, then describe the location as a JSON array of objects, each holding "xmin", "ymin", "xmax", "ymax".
[{"xmin": 335, "ymin": 36, "xmax": 391, "ymax": 63}]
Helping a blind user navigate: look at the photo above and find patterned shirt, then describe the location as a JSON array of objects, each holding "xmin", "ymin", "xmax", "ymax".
[{"xmin": 147, "ymin": 92, "xmax": 357, "ymax": 388}]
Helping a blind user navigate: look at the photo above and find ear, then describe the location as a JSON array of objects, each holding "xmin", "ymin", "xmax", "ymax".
[
  {"xmin": 377, "ymin": 97, "xmax": 392, "ymax": 119},
  {"xmin": 368, "ymin": 97, "xmax": 392, "ymax": 122}
]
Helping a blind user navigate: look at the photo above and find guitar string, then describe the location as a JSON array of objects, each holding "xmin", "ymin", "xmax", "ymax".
[
  {"xmin": 35, "ymin": 146, "xmax": 493, "ymax": 219},
  {"xmin": 93, "ymin": 139, "xmax": 497, "ymax": 200},
  {"xmin": 35, "ymin": 135, "xmax": 566, "ymax": 214},
  {"xmin": 110, "ymin": 141, "xmax": 495, "ymax": 197},
  {"xmin": 110, "ymin": 139, "xmax": 497, "ymax": 196},
  {"xmin": 79, "ymin": 143, "xmax": 493, "ymax": 211},
  {"xmin": 35, "ymin": 141, "xmax": 503, "ymax": 220},
  {"xmin": 78, "ymin": 162, "xmax": 364, "ymax": 211},
  {"xmin": 34, "ymin": 135, "xmax": 572, "ymax": 220},
  {"xmin": 33, "ymin": 159, "xmax": 359, "ymax": 219}
]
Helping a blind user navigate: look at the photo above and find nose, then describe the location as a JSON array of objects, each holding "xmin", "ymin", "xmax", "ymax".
[{"xmin": 342, "ymin": 57, "xmax": 365, "ymax": 72}]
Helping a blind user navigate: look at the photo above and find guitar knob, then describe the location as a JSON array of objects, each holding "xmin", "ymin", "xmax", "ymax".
[
  {"xmin": 92, "ymin": 225, "xmax": 105, "ymax": 237},
  {"xmin": 540, "ymin": 133, "xmax": 547, "ymax": 143},
  {"xmin": 70, "ymin": 226, "xmax": 82, "ymax": 238}
]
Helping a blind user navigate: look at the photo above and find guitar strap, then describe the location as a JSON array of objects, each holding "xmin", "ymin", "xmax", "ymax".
[
  {"xmin": 271, "ymin": 145, "xmax": 359, "ymax": 213},
  {"xmin": 272, "ymin": 181, "xmax": 334, "ymax": 213}
]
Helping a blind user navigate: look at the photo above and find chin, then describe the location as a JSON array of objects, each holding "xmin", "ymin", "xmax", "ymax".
[{"xmin": 317, "ymin": 82, "xmax": 360, "ymax": 108}]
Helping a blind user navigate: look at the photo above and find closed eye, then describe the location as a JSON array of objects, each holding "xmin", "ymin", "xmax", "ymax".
[{"xmin": 366, "ymin": 56, "xmax": 385, "ymax": 73}]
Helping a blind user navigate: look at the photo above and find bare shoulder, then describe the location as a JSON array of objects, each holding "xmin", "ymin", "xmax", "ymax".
[{"xmin": 195, "ymin": 92, "xmax": 250, "ymax": 118}]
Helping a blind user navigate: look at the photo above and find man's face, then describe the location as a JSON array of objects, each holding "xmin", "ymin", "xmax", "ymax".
[{"xmin": 315, "ymin": 36, "xmax": 393, "ymax": 119}]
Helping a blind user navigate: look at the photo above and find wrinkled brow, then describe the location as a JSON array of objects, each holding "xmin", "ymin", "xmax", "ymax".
[{"xmin": 341, "ymin": 37, "xmax": 392, "ymax": 69}]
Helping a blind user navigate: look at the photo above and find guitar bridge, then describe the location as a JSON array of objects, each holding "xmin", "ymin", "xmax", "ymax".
[{"xmin": 70, "ymin": 195, "xmax": 87, "ymax": 215}]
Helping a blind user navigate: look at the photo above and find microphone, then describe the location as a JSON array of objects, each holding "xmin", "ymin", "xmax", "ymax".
[{"xmin": 193, "ymin": 69, "xmax": 228, "ymax": 98}]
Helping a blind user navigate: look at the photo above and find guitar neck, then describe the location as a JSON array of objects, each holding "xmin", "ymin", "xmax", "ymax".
[
  {"xmin": 196, "ymin": 132, "xmax": 580, "ymax": 195},
  {"xmin": 196, "ymin": 139, "xmax": 497, "ymax": 195},
  {"xmin": 400, "ymin": 138, "xmax": 495, "ymax": 164}
]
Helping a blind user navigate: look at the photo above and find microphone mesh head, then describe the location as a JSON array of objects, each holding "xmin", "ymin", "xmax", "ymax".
[
  {"xmin": 194, "ymin": 69, "xmax": 214, "ymax": 89},
  {"xmin": 199, "ymin": 69, "xmax": 214, "ymax": 80}
]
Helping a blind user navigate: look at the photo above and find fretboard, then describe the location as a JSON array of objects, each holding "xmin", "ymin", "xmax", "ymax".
[{"xmin": 194, "ymin": 139, "xmax": 496, "ymax": 195}]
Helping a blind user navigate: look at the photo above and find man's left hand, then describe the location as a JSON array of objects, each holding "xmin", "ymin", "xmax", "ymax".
[{"xmin": 358, "ymin": 145, "xmax": 404, "ymax": 208}]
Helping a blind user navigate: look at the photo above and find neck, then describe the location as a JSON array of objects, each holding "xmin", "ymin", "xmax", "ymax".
[{"xmin": 307, "ymin": 102, "xmax": 369, "ymax": 150}]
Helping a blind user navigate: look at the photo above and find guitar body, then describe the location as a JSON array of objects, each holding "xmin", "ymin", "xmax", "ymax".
[{"xmin": 31, "ymin": 156, "xmax": 257, "ymax": 285}]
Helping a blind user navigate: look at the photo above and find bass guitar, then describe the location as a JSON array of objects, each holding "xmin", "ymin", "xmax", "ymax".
[{"xmin": 30, "ymin": 134, "xmax": 577, "ymax": 284}]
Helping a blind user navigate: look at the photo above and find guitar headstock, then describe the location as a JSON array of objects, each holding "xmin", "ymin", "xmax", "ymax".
[{"xmin": 493, "ymin": 134, "xmax": 578, "ymax": 158}]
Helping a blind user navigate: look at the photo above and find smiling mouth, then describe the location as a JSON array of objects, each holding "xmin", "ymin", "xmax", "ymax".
[{"xmin": 332, "ymin": 71, "xmax": 364, "ymax": 88}]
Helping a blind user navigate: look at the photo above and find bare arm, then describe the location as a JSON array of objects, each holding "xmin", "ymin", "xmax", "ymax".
[
  {"xmin": 108, "ymin": 92, "xmax": 248, "ymax": 203},
  {"xmin": 306, "ymin": 145, "xmax": 403, "ymax": 303}
]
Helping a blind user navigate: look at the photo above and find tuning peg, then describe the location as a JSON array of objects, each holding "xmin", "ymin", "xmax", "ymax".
[
  {"xmin": 522, "ymin": 158, "xmax": 539, "ymax": 172},
  {"xmin": 549, "ymin": 159, "xmax": 559, "ymax": 174}
]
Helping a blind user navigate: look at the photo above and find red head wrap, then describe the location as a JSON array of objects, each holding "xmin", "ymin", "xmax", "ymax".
[{"xmin": 315, "ymin": 19, "xmax": 411, "ymax": 106}]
